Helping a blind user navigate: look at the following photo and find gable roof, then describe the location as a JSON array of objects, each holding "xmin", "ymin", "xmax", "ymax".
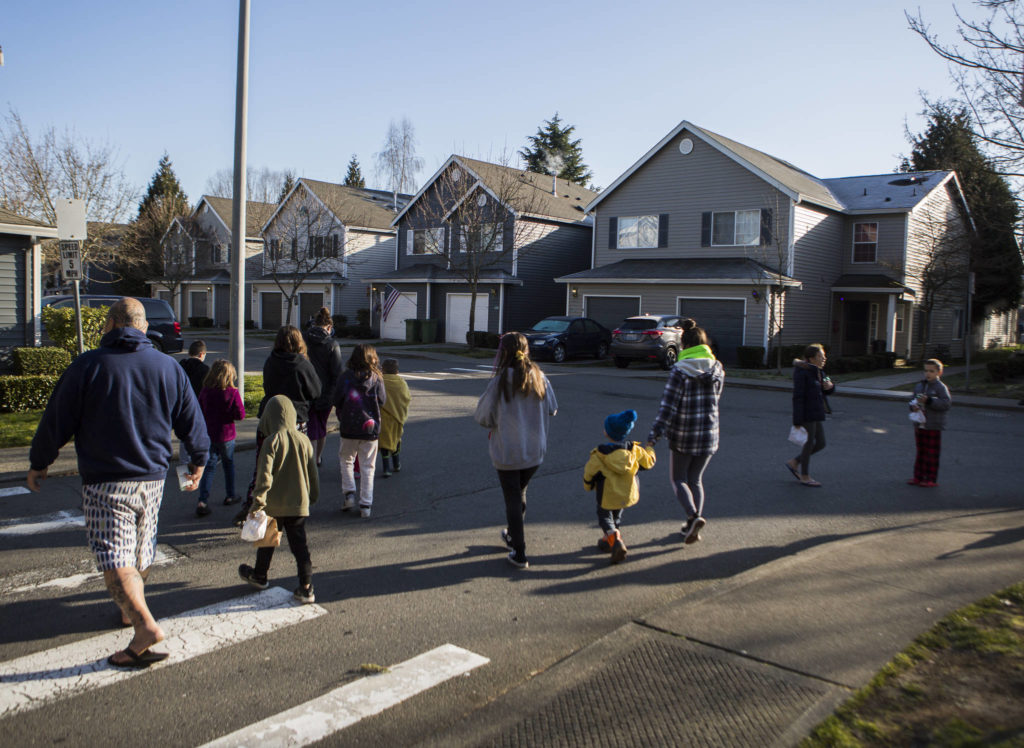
[
  {"xmin": 392, "ymin": 155, "xmax": 597, "ymax": 227},
  {"xmin": 292, "ymin": 179, "xmax": 404, "ymax": 231},
  {"xmin": 0, "ymin": 206, "xmax": 58, "ymax": 238},
  {"xmin": 822, "ymin": 171, "xmax": 957, "ymax": 214},
  {"xmin": 198, "ymin": 195, "xmax": 277, "ymax": 238}
]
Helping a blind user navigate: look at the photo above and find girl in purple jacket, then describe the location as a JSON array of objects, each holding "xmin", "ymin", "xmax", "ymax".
[{"xmin": 196, "ymin": 360, "xmax": 246, "ymax": 516}]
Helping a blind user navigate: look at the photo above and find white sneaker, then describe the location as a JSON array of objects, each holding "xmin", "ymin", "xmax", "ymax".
[
  {"xmin": 342, "ymin": 492, "xmax": 355, "ymax": 512},
  {"xmin": 359, "ymin": 504, "xmax": 371, "ymax": 518}
]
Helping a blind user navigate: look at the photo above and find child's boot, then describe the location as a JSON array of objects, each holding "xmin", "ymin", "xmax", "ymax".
[
  {"xmin": 380, "ymin": 452, "xmax": 393, "ymax": 478},
  {"xmin": 597, "ymin": 532, "xmax": 615, "ymax": 553},
  {"xmin": 610, "ymin": 530, "xmax": 628, "ymax": 564},
  {"xmin": 392, "ymin": 447, "xmax": 401, "ymax": 472}
]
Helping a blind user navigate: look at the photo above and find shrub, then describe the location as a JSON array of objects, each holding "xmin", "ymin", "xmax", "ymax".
[
  {"xmin": 244, "ymin": 319, "xmax": 256, "ymax": 329},
  {"xmin": 42, "ymin": 305, "xmax": 108, "ymax": 354},
  {"xmin": 11, "ymin": 347, "xmax": 71, "ymax": 376},
  {"xmin": 736, "ymin": 346, "xmax": 765, "ymax": 369},
  {"xmin": 349, "ymin": 324, "xmax": 374, "ymax": 339},
  {"xmin": 356, "ymin": 308, "xmax": 371, "ymax": 327},
  {"xmin": 466, "ymin": 331, "xmax": 500, "ymax": 348},
  {"xmin": 331, "ymin": 314, "xmax": 347, "ymax": 330},
  {"xmin": 188, "ymin": 316, "xmax": 214, "ymax": 328},
  {"xmin": 987, "ymin": 360, "xmax": 1010, "ymax": 382},
  {"xmin": 1006, "ymin": 355, "xmax": 1024, "ymax": 377},
  {"xmin": 0, "ymin": 375, "xmax": 59, "ymax": 412}
]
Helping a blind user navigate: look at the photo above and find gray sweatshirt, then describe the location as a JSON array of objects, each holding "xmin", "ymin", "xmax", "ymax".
[
  {"xmin": 912, "ymin": 378, "xmax": 951, "ymax": 430},
  {"xmin": 474, "ymin": 371, "xmax": 558, "ymax": 470}
]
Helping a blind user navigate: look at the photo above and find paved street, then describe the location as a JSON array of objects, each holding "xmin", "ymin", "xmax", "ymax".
[{"xmin": 0, "ymin": 359, "xmax": 1021, "ymax": 746}]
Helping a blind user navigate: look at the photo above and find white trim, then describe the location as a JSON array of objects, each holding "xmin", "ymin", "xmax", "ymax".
[
  {"xmin": 498, "ymin": 284, "xmax": 505, "ymax": 334},
  {"xmin": 589, "ymin": 208, "xmax": 597, "ymax": 269},
  {"xmin": 761, "ymin": 290, "xmax": 771, "ymax": 359},
  {"xmin": 675, "ymin": 295, "xmax": 748, "ymax": 345},
  {"xmin": 0, "ymin": 223, "xmax": 58, "ymax": 238},
  {"xmin": 391, "ymin": 156, "xmax": 521, "ymax": 228},
  {"xmin": 32, "ymin": 240, "xmax": 42, "ymax": 345},
  {"xmin": 851, "ymin": 221, "xmax": 878, "ymax": 264},
  {"xmin": 786, "ymin": 201, "xmax": 795, "ymax": 277},
  {"xmin": 556, "ymin": 276, "xmax": 802, "ymax": 287},
  {"xmin": 831, "ymin": 286, "xmax": 906, "ymax": 295},
  {"xmin": 886, "ymin": 294, "xmax": 897, "ymax": 352}
]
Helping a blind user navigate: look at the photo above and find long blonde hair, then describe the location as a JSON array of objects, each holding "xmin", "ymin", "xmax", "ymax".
[
  {"xmin": 493, "ymin": 332, "xmax": 546, "ymax": 401},
  {"xmin": 203, "ymin": 359, "xmax": 237, "ymax": 390}
]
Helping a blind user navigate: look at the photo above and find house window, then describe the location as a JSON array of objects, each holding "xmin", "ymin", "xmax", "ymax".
[
  {"xmin": 869, "ymin": 303, "xmax": 879, "ymax": 341},
  {"xmin": 267, "ymin": 238, "xmax": 280, "ymax": 261},
  {"xmin": 460, "ymin": 223, "xmax": 503, "ymax": 253},
  {"xmin": 409, "ymin": 228, "xmax": 444, "ymax": 255},
  {"xmin": 711, "ymin": 210, "xmax": 759, "ymax": 246},
  {"xmin": 309, "ymin": 235, "xmax": 327, "ymax": 258},
  {"xmin": 895, "ymin": 304, "xmax": 905, "ymax": 333},
  {"xmin": 853, "ymin": 222, "xmax": 878, "ymax": 263},
  {"xmin": 953, "ymin": 308, "xmax": 965, "ymax": 340},
  {"xmin": 617, "ymin": 215, "xmax": 659, "ymax": 248}
]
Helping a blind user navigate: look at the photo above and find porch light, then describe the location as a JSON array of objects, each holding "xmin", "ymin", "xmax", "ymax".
[{"xmin": 571, "ymin": 287, "xmax": 578, "ymax": 298}]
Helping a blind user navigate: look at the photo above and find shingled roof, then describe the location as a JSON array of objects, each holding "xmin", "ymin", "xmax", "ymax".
[
  {"xmin": 0, "ymin": 206, "xmax": 58, "ymax": 236},
  {"xmin": 200, "ymin": 196, "xmax": 278, "ymax": 237},
  {"xmin": 297, "ymin": 180, "xmax": 402, "ymax": 231}
]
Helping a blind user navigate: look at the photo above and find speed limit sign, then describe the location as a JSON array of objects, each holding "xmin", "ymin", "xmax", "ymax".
[{"xmin": 60, "ymin": 241, "xmax": 82, "ymax": 281}]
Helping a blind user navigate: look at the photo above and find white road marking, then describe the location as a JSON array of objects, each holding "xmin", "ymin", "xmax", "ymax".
[
  {"xmin": 4, "ymin": 546, "xmax": 181, "ymax": 596},
  {"xmin": 0, "ymin": 487, "xmax": 30, "ymax": 498},
  {"xmin": 0, "ymin": 587, "xmax": 325, "ymax": 718},
  {"xmin": 0, "ymin": 509, "xmax": 85, "ymax": 536},
  {"xmin": 450, "ymin": 368, "xmax": 487, "ymax": 374},
  {"xmin": 201, "ymin": 644, "xmax": 489, "ymax": 747},
  {"xmin": 402, "ymin": 374, "xmax": 442, "ymax": 381}
]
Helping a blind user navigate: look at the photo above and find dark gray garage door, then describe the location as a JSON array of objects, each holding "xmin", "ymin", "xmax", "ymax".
[
  {"xmin": 584, "ymin": 296, "xmax": 641, "ymax": 332},
  {"xmin": 261, "ymin": 292, "xmax": 282, "ymax": 330},
  {"xmin": 677, "ymin": 298, "xmax": 745, "ymax": 364}
]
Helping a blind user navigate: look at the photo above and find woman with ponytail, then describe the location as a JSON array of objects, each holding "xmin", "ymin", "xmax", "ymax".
[{"xmin": 474, "ymin": 332, "xmax": 558, "ymax": 569}]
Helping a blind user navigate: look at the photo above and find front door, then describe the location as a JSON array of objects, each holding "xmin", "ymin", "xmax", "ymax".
[
  {"xmin": 299, "ymin": 292, "xmax": 323, "ymax": 327},
  {"xmin": 843, "ymin": 300, "xmax": 870, "ymax": 356}
]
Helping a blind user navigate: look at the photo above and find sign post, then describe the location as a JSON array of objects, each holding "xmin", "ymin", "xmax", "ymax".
[
  {"xmin": 964, "ymin": 272, "xmax": 975, "ymax": 393},
  {"xmin": 55, "ymin": 199, "xmax": 88, "ymax": 355}
]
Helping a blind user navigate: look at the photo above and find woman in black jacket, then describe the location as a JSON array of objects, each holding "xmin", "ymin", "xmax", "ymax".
[
  {"xmin": 785, "ymin": 344, "xmax": 833, "ymax": 487},
  {"xmin": 303, "ymin": 307, "xmax": 343, "ymax": 466}
]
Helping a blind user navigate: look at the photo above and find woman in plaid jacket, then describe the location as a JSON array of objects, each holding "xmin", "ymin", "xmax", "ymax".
[{"xmin": 647, "ymin": 320, "xmax": 725, "ymax": 544}]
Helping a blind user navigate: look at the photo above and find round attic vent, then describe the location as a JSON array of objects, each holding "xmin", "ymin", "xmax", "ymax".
[
  {"xmin": 477, "ymin": 193, "xmax": 487, "ymax": 207},
  {"xmin": 452, "ymin": 168, "xmax": 461, "ymax": 182},
  {"xmin": 679, "ymin": 138, "xmax": 694, "ymax": 155}
]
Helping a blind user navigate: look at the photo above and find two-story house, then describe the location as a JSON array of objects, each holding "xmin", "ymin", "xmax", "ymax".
[
  {"xmin": 367, "ymin": 155, "xmax": 596, "ymax": 342},
  {"xmin": 0, "ymin": 207, "xmax": 55, "ymax": 369},
  {"xmin": 153, "ymin": 195, "xmax": 275, "ymax": 326},
  {"xmin": 256, "ymin": 179, "xmax": 407, "ymax": 330},
  {"xmin": 558, "ymin": 120, "xmax": 975, "ymax": 364}
]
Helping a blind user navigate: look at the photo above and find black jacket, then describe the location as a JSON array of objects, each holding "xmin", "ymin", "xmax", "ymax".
[
  {"xmin": 180, "ymin": 357, "xmax": 210, "ymax": 399},
  {"xmin": 303, "ymin": 326, "xmax": 343, "ymax": 411},
  {"xmin": 260, "ymin": 351, "xmax": 321, "ymax": 423},
  {"xmin": 792, "ymin": 360, "xmax": 827, "ymax": 426}
]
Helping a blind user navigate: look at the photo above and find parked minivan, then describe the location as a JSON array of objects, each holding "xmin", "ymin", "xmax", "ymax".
[{"xmin": 41, "ymin": 295, "xmax": 184, "ymax": 353}]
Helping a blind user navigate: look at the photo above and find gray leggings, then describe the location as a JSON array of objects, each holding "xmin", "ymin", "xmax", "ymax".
[
  {"xmin": 795, "ymin": 420, "xmax": 826, "ymax": 475},
  {"xmin": 670, "ymin": 451, "xmax": 713, "ymax": 520}
]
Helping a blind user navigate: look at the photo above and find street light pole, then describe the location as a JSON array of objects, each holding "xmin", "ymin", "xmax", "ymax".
[{"xmin": 229, "ymin": 0, "xmax": 250, "ymax": 400}]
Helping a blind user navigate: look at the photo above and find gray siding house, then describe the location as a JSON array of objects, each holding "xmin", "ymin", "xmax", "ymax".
[
  {"xmin": 0, "ymin": 207, "xmax": 57, "ymax": 370},
  {"xmin": 367, "ymin": 156, "xmax": 595, "ymax": 342},
  {"xmin": 559, "ymin": 120, "xmax": 977, "ymax": 363}
]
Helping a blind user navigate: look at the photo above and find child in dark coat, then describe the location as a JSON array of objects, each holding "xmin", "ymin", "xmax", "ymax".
[
  {"xmin": 908, "ymin": 358, "xmax": 952, "ymax": 487},
  {"xmin": 334, "ymin": 344, "xmax": 386, "ymax": 518}
]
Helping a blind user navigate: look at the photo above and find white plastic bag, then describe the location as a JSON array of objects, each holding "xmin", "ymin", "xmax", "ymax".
[
  {"xmin": 240, "ymin": 510, "xmax": 269, "ymax": 542},
  {"xmin": 788, "ymin": 425, "xmax": 808, "ymax": 447},
  {"xmin": 909, "ymin": 409, "xmax": 926, "ymax": 425}
]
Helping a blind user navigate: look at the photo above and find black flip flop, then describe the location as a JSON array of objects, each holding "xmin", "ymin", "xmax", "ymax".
[
  {"xmin": 107, "ymin": 648, "xmax": 169, "ymax": 669},
  {"xmin": 785, "ymin": 463, "xmax": 801, "ymax": 481}
]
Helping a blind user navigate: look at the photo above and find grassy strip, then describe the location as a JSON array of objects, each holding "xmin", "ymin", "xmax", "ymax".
[
  {"xmin": 939, "ymin": 371, "xmax": 1024, "ymax": 401},
  {"xmin": 802, "ymin": 581, "xmax": 1024, "ymax": 747},
  {"xmin": 0, "ymin": 410, "xmax": 44, "ymax": 449}
]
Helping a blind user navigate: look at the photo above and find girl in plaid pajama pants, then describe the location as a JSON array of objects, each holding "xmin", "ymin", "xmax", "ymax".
[{"xmin": 909, "ymin": 359, "xmax": 951, "ymax": 487}]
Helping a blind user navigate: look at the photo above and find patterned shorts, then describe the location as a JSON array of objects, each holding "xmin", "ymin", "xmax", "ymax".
[{"xmin": 81, "ymin": 479, "xmax": 164, "ymax": 571}]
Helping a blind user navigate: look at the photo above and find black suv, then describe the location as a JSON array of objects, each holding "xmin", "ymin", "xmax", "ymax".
[
  {"xmin": 524, "ymin": 316, "xmax": 611, "ymax": 363},
  {"xmin": 42, "ymin": 295, "xmax": 184, "ymax": 353},
  {"xmin": 610, "ymin": 314, "xmax": 686, "ymax": 369}
]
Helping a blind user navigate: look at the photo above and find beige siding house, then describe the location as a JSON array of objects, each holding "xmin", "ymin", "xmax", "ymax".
[{"xmin": 559, "ymin": 120, "xmax": 977, "ymax": 363}]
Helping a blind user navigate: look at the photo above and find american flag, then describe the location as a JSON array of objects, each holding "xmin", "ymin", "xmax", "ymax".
[{"xmin": 381, "ymin": 284, "xmax": 401, "ymax": 321}]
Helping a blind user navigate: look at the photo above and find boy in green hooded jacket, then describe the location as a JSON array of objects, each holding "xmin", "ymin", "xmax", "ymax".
[{"xmin": 238, "ymin": 395, "xmax": 319, "ymax": 603}]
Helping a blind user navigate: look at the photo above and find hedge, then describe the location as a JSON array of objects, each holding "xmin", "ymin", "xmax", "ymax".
[
  {"xmin": 188, "ymin": 316, "xmax": 214, "ymax": 328},
  {"xmin": 331, "ymin": 314, "xmax": 347, "ymax": 330},
  {"xmin": 41, "ymin": 305, "xmax": 108, "ymax": 354},
  {"xmin": 0, "ymin": 375, "xmax": 59, "ymax": 412},
  {"xmin": 12, "ymin": 347, "xmax": 71, "ymax": 376},
  {"xmin": 466, "ymin": 331, "xmax": 500, "ymax": 348},
  {"xmin": 736, "ymin": 346, "xmax": 765, "ymax": 369}
]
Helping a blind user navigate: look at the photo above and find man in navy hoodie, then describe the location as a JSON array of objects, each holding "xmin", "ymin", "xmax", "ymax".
[{"xmin": 27, "ymin": 298, "xmax": 209, "ymax": 669}]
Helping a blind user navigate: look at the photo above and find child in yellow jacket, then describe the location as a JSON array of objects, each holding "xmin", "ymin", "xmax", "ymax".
[
  {"xmin": 379, "ymin": 359, "xmax": 411, "ymax": 478},
  {"xmin": 583, "ymin": 409, "xmax": 655, "ymax": 564}
]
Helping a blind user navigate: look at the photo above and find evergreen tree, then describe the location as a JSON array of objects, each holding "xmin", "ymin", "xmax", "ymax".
[
  {"xmin": 138, "ymin": 153, "xmax": 189, "ymax": 218},
  {"xmin": 343, "ymin": 155, "xmax": 366, "ymax": 189},
  {"xmin": 902, "ymin": 103, "xmax": 1023, "ymax": 320},
  {"xmin": 278, "ymin": 171, "xmax": 296, "ymax": 203},
  {"xmin": 519, "ymin": 113, "xmax": 593, "ymax": 187}
]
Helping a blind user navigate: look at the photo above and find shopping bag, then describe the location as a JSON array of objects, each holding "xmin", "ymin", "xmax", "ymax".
[
  {"xmin": 240, "ymin": 510, "xmax": 269, "ymax": 542},
  {"xmin": 253, "ymin": 517, "xmax": 282, "ymax": 548},
  {"xmin": 788, "ymin": 425, "xmax": 808, "ymax": 447},
  {"xmin": 909, "ymin": 409, "xmax": 926, "ymax": 425}
]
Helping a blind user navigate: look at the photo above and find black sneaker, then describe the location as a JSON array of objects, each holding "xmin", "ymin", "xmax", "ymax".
[
  {"xmin": 681, "ymin": 516, "xmax": 706, "ymax": 544},
  {"xmin": 223, "ymin": 496, "xmax": 241, "ymax": 506},
  {"xmin": 500, "ymin": 528, "xmax": 514, "ymax": 550},
  {"xmin": 293, "ymin": 584, "xmax": 315, "ymax": 604},
  {"xmin": 238, "ymin": 564, "xmax": 268, "ymax": 590},
  {"xmin": 195, "ymin": 501, "xmax": 211, "ymax": 517},
  {"xmin": 506, "ymin": 551, "xmax": 529, "ymax": 569}
]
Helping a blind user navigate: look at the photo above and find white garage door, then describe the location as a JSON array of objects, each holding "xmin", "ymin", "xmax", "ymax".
[
  {"xmin": 446, "ymin": 293, "xmax": 489, "ymax": 344},
  {"xmin": 381, "ymin": 292, "xmax": 418, "ymax": 340}
]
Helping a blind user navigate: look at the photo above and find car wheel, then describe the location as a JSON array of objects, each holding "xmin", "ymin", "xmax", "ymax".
[
  {"xmin": 152, "ymin": 339, "xmax": 165, "ymax": 353},
  {"xmin": 661, "ymin": 347, "xmax": 677, "ymax": 370},
  {"xmin": 613, "ymin": 356, "xmax": 630, "ymax": 369},
  {"xmin": 596, "ymin": 341, "xmax": 609, "ymax": 359},
  {"xmin": 552, "ymin": 344, "xmax": 566, "ymax": 363}
]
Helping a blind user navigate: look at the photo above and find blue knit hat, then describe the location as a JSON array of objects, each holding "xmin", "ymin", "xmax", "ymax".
[{"xmin": 604, "ymin": 409, "xmax": 638, "ymax": 441}]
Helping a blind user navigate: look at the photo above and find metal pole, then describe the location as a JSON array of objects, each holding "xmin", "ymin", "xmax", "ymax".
[
  {"xmin": 72, "ymin": 277, "xmax": 84, "ymax": 355},
  {"xmin": 965, "ymin": 273, "xmax": 974, "ymax": 392},
  {"xmin": 230, "ymin": 0, "xmax": 250, "ymax": 401}
]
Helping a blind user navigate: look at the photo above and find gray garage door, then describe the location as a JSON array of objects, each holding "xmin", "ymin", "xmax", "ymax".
[
  {"xmin": 677, "ymin": 298, "xmax": 745, "ymax": 364},
  {"xmin": 584, "ymin": 296, "xmax": 641, "ymax": 332},
  {"xmin": 261, "ymin": 292, "xmax": 282, "ymax": 330}
]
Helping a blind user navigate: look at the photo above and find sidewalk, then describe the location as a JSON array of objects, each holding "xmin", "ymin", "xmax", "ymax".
[{"xmin": 428, "ymin": 508, "xmax": 1024, "ymax": 746}]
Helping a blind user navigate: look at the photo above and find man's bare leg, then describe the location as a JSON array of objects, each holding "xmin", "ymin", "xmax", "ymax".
[
  {"xmin": 104, "ymin": 567, "xmax": 164, "ymax": 658},
  {"xmin": 115, "ymin": 567, "xmax": 150, "ymax": 626}
]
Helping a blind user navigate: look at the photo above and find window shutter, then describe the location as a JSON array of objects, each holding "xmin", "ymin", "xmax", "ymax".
[
  {"xmin": 406, "ymin": 230, "xmax": 413, "ymax": 255},
  {"xmin": 291, "ymin": 237, "xmax": 297, "ymax": 260},
  {"xmin": 608, "ymin": 217, "xmax": 617, "ymax": 249},
  {"xmin": 701, "ymin": 212, "xmax": 712, "ymax": 247},
  {"xmin": 658, "ymin": 214, "xmax": 669, "ymax": 248},
  {"xmin": 760, "ymin": 208, "xmax": 773, "ymax": 246}
]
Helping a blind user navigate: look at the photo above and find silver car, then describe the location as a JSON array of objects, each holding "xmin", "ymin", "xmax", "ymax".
[{"xmin": 611, "ymin": 314, "xmax": 685, "ymax": 369}]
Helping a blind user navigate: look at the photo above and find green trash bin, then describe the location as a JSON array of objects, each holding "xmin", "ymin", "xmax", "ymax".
[
  {"xmin": 419, "ymin": 318, "xmax": 438, "ymax": 343},
  {"xmin": 404, "ymin": 318, "xmax": 421, "ymax": 343}
]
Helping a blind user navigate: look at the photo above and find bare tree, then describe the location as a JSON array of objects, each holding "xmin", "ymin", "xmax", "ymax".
[
  {"xmin": 204, "ymin": 166, "xmax": 294, "ymax": 204},
  {"xmin": 907, "ymin": 2, "xmax": 1024, "ymax": 180},
  {"xmin": 375, "ymin": 118, "xmax": 424, "ymax": 209},
  {"xmin": 404, "ymin": 155, "xmax": 547, "ymax": 346},
  {"xmin": 149, "ymin": 212, "xmax": 200, "ymax": 318},
  {"xmin": 0, "ymin": 107, "xmax": 139, "ymax": 272},
  {"xmin": 748, "ymin": 194, "xmax": 792, "ymax": 371}
]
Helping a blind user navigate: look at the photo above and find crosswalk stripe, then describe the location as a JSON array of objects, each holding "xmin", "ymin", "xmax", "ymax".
[
  {"xmin": 0, "ymin": 509, "xmax": 84, "ymax": 536},
  {"xmin": 4, "ymin": 545, "xmax": 181, "ymax": 596},
  {"xmin": 0, "ymin": 587, "xmax": 325, "ymax": 718},
  {"xmin": 450, "ymin": 367, "xmax": 487, "ymax": 374},
  {"xmin": 201, "ymin": 643, "xmax": 489, "ymax": 747},
  {"xmin": 402, "ymin": 374, "xmax": 442, "ymax": 381},
  {"xmin": 0, "ymin": 487, "xmax": 30, "ymax": 498}
]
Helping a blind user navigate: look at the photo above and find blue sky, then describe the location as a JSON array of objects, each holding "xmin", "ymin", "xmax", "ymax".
[{"xmin": 2, "ymin": 1, "xmax": 963, "ymax": 213}]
